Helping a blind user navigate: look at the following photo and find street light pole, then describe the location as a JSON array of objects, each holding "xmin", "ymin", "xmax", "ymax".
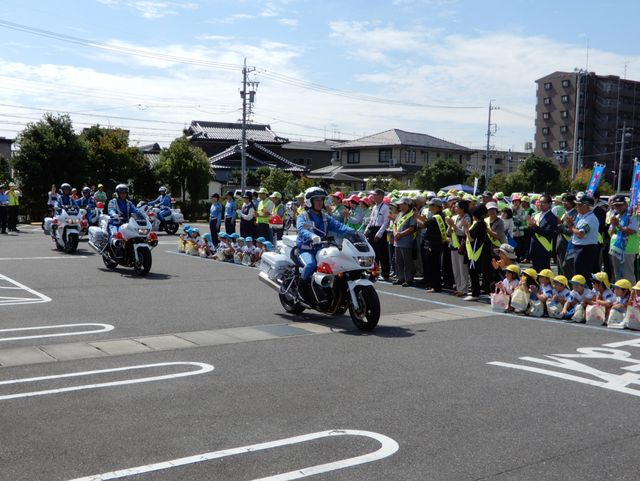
[
  {"xmin": 485, "ymin": 99, "xmax": 498, "ymax": 181},
  {"xmin": 617, "ymin": 121, "xmax": 629, "ymax": 192},
  {"xmin": 572, "ymin": 69, "xmax": 586, "ymax": 178}
]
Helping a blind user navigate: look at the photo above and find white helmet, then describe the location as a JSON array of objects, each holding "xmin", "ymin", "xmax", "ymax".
[
  {"xmin": 304, "ymin": 187, "xmax": 327, "ymax": 209},
  {"xmin": 158, "ymin": 186, "xmax": 167, "ymax": 193},
  {"xmin": 115, "ymin": 184, "xmax": 129, "ymax": 195}
]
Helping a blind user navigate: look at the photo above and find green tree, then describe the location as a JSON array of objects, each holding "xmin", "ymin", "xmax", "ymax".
[
  {"xmin": 465, "ymin": 171, "xmax": 485, "ymax": 192},
  {"xmin": 260, "ymin": 168, "xmax": 294, "ymax": 195},
  {"xmin": 131, "ymin": 158, "xmax": 159, "ymax": 200},
  {"xmin": 12, "ymin": 113, "xmax": 89, "ymax": 219},
  {"xmin": 81, "ymin": 126, "xmax": 145, "ymax": 192},
  {"xmin": 155, "ymin": 137, "xmax": 210, "ymax": 201},
  {"xmin": 487, "ymin": 173, "xmax": 509, "ymax": 193},
  {"xmin": 366, "ymin": 177, "xmax": 405, "ymax": 192},
  {"xmin": 255, "ymin": 166, "xmax": 272, "ymax": 186},
  {"xmin": 412, "ymin": 159, "xmax": 466, "ymax": 190},
  {"xmin": 516, "ymin": 155, "xmax": 562, "ymax": 193}
]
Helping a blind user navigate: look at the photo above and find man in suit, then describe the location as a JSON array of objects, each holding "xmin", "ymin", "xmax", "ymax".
[{"xmin": 527, "ymin": 193, "xmax": 557, "ymax": 271}]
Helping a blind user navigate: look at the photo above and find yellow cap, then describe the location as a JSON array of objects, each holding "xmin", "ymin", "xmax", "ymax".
[
  {"xmin": 538, "ymin": 269, "xmax": 554, "ymax": 280},
  {"xmin": 505, "ymin": 264, "xmax": 521, "ymax": 275},
  {"xmin": 553, "ymin": 275, "xmax": 569, "ymax": 288},
  {"xmin": 591, "ymin": 272, "xmax": 611, "ymax": 290},
  {"xmin": 633, "ymin": 280, "xmax": 640, "ymax": 291},
  {"xmin": 523, "ymin": 268, "xmax": 538, "ymax": 280},
  {"xmin": 614, "ymin": 279, "xmax": 633, "ymax": 291},
  {"xmin": 570, "ymin": 274, "xmax": 587, "ymax": 285}
]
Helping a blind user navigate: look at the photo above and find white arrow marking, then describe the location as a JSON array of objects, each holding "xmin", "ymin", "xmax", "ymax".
[{"xmin": 0, "ymin": 274, "xmax": 51, "ymax": 306}]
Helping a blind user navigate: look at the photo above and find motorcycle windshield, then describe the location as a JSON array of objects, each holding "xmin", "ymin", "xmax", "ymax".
[{"xmin": 343, "ymin": 231, "xmax": 370, "ymax": 252}]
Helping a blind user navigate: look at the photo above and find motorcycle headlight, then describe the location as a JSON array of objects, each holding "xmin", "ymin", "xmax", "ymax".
[
  {"xmin": 356, "ymin": 256, "xmax": 375, "ymax": 267},
  {"xmin": 138, "ymin": 228, "xmax": 149, "ymax": 235}
]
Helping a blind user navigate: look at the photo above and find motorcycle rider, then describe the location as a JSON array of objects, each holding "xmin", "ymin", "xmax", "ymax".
[
  {"xmin": 108, "ymin": 183, "xmax": 142, "ymax": 237},
  {"xmin": 296, "ymin": 187, "xmax": 354, "ymax": 307},
  {"xmin": 78, "ymin": 186, "xmax": 97, "ymax": 224},
  {"xmin": 148, "ymin": 186, "xmax": 172, "ymax": 224},
  {"xmin": 55, "ymin": 183, "xmax": 78, "ymax": 211}
]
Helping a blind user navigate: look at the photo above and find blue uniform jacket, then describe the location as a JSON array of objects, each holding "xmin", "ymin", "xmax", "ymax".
[
  {"xmin": 149, "ymin": 194, "xmax": 172, "ymax": 208},
  {"xmin": 225, "ymin": 199, "xmax": 236, "ymax": 220},
  {"xmin": 209, "ymin": 202, "xmax": 222, "ymax": 224},
  {"xmin": 296, "ymin": 209, "xmax": 354, "ymax": 251},
  {"xmin": 55, "ymin": 195, "xmax": 78, "ymax": 211},
  {"xmin": 78, "ymin": 196, "xmax": 96, "ymax": 209},
  {"xmin": 108, "ymin": 198, "xmax": 142, "ymax": 223}
]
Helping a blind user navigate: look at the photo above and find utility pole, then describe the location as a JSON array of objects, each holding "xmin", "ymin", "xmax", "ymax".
[
  {"xmin": 239, "ymin": 58, "xmax": 258, "ymax": 193},
  {"xmin": 617, "ymin": 121, "xmax": 632, "ymax": 192},
  {"xmin": 484, "ymin": 100, "xmax": 499, "ymax": 181},
  {"xmin": 572, "ymin": 69, "xmax": 588, "ymax": 178}
]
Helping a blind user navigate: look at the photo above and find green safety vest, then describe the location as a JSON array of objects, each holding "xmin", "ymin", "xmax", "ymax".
[
  {"xmin": 435, "ymin": 214, "xmax": 447, "ymax": 243},
  {"xmin": 394, "ymin": 211, "xmax": 414, "ymax": 236},
  {"xmin": 450, "ymin": 214, "xmax": 460, "ymax": 249},
  {"xmin": 257, "ymin": 198, "xmax": 273, "ymax": 224},
  {"xmin": 534, "ymin": 212, "xmax": 554, "ymax": 253},
  {"xmin": 466, "ymin": 221, "xmax": 484, "ymax": 262},
  {"xmin": 485, "ymin": 217, "xmax": 502, "ymax": 248}
]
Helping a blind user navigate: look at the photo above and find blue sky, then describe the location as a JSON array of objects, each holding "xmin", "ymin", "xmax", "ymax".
[{"xmin": 0, "ymin": 0, "xmax": 638, "ymax": 153}]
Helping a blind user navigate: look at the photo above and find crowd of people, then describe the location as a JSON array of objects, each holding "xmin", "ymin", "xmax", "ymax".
[{"xmin": 195, "ymin": 185, "xmax": 640, "ymax": 327}]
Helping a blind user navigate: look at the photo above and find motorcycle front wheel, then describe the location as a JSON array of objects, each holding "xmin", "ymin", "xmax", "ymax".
[
  {"xmin": 102, "ymin": 254, "xmax": 118, "ymax": 269},
  {"xmin": 164, "ymin": 222, "xmax": 179, "ymax": 235},
  {"xmin": 133, "ymin": 248, "xmax": 152, "ymax": 276},
  {"xmin": 279, "ymin": 292, "xmax": 305, "ymax": 315},
  {"xmin": 64, "ymin": 234, "xmax": 79, "ymax": 254},
  {"xmin": 348, "ymin": 285, "xmax": 380, "ymax": 331}
]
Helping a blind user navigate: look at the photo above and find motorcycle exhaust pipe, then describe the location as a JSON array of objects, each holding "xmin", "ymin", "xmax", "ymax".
[
  {"xmin": 258, "ymin": 271, "xmax": 281, "ymax": 291},
  {"xmin": 313, "ymin": 272, "xmax": 333, "ymax": 288}
]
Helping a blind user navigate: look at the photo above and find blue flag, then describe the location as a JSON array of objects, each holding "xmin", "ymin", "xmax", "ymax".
[
  {"xmin": 586, "ymin": 164, "xmax": 605, "ymax": 197},
  {"xmin": 630, "ymin": 161, "xmax": 640, "ymax": 211}
]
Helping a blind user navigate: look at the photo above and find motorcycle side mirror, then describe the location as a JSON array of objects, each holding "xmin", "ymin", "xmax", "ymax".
[{"xmin": 96, "ymin": 202, "xmax": 104, "ymax": 209}]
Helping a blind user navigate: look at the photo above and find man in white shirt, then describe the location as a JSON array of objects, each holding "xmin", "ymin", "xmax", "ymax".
[{"xmin": 365, "ymin": 188, "xmax": 391, "ymax": 280}]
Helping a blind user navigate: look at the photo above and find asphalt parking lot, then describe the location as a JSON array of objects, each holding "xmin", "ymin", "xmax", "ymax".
[{"xmin": 2, "ymin": 225, "xmax": 640, "ymax": 481}]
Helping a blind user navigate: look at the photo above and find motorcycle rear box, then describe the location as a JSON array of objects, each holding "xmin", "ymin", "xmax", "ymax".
[
  {"xmin": 88, "ymin": 226, "xmax": 106, "ymax": 246},
  {"xmin": 259, "ymin": 252, "xmax": 294, "ymax": 280}
]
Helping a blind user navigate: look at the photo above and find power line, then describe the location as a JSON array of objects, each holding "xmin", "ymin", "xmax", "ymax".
[{"xmin": 0, "ymin": 18, "xmax": 486, "ymax": 111}]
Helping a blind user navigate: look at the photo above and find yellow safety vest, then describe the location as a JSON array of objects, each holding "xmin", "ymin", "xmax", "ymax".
[
  {"xmin": 485, "ymin": 217, "xmax": 502, "ymax": 247},
  {"xmin": 435, "ymin": 214, "xmax": 447, "ymax": 243},
  {"xmin": 533, "ymin": 212, "xmax": 553, "ymax": 253},
  {"xmin": 257, "ymin": 199, "xmax": 273, "ymax": 224},
  {"xmin": 7, "ymin": 190, "xmax": 19, "ymax": 206},
  {"xmin": 393, "ymin": 211, "xmax": 414, "ymax": 236},
  {"xmin": 450, "ymin": 214, "xmax": 460, "ymax": 249},
  {"xmin": 466, "ymin": 221, "xmax": 484, "ymax": 262}
]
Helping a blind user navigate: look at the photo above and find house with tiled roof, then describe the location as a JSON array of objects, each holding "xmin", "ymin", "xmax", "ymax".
[
  {"xmin": 280, "ymin": 139, "xmax": 346, "ymax": 171},
  {"xmin": 138, "ymin": 142, "xmax": 162, "ymax": 167},
  {"xmin": 309, "ymin": 128, "xmax": 474, "ymax": 184},
  {"xmin": 184, "ymin": 121, "xmax": 289, "ymax": 157}
]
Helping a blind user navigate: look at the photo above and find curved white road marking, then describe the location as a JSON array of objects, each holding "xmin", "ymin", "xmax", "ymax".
[
  {"xmin": 67, "ymin": 429, "xmax": 399, "ymax": 481},
  {"xmin": 0, "ymin": 361, "xmax": 213, "ymax": 401},
  {"xmin": 0, "ymin": 323, "xmax": 114, "ymax": 342},
  {"xmin": 0, "ymin": 274, "xmax": 51, "ymax": 306}
]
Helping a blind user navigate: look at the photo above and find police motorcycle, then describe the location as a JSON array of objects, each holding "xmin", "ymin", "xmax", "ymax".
[
  {"xmin": 42, "ymin": 183, "xmax": 82, "ymax": 253},
  {"xmin": 47, "ymin": 205, "xmax": 83, "ymax": 253},
  {"xmin": 258, "ymin": 189, "xmax": 380, "ymax": 331},
  {"xmin": 136, "ymin": 187, "xmax": 183, "ymax": 235},
  {"xmin": 87, "ymin": 185, "xmax": 158, "ymax": 276},
  {"xmin": 77, "ymin": 187, "xmax": 100, "ymax": 237}
]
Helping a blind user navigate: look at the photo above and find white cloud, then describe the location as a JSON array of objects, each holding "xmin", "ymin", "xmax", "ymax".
[
  {"xmin": 208, "ymin": 13, "xmax": 255, "ymax": 25},
  {"xmin": 98, "ymin": 1, "xmax": 199, "ymax": 19},
  {"xmin": 278, "ymin": 18, "xmax": 299, "ymax": 27},
  {"xmin": 329, "ymin": 20, "xmax": 439, "ymax": 62}
]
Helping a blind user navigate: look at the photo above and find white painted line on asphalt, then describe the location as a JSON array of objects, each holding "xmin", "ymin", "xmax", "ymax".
[
  {"xmin": 0, "ymin": 361, "xmax": 213, "ymax": 401},
  {"xmin": 0, "ymin": 323, "xmax": 114, "ymax": 342},
  {"xmin": 0, "ymin": 256, "xmax": 88, "ymax": 261},
  {"xmin": 377, "ymin": 289, "xmax": 640, "ymax": 337},
  {"xmin": 67, "ymin": 429, "xmax": 399, "ymax": 481},
  {"xmin": 0, "ymin": 274, "xmax": 51, "ymax": 306}
]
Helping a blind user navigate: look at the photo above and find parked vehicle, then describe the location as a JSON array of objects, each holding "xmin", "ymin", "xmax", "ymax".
[{"xmin": 258, "ymin": 232, "xmax": 380, "ymax": 331}]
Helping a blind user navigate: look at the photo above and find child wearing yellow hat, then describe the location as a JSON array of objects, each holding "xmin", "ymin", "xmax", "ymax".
[
  {"xmin": 496, "ymin": 264, "xmax": 520, "ymax": 296},
  {"xmin": 547, "ymin": 275, "xmax": 571, "ymax": 318},
  {"xmin": 590, "ymin": 272, "xmax": 615, "ymax": 313},
  {"xmin": 561, "ymin": 275, "xmax": 594, "ymax": 322},
  {"xmin": 608, "ymin": 279, "xmax": 632, "ymax": 328}
]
